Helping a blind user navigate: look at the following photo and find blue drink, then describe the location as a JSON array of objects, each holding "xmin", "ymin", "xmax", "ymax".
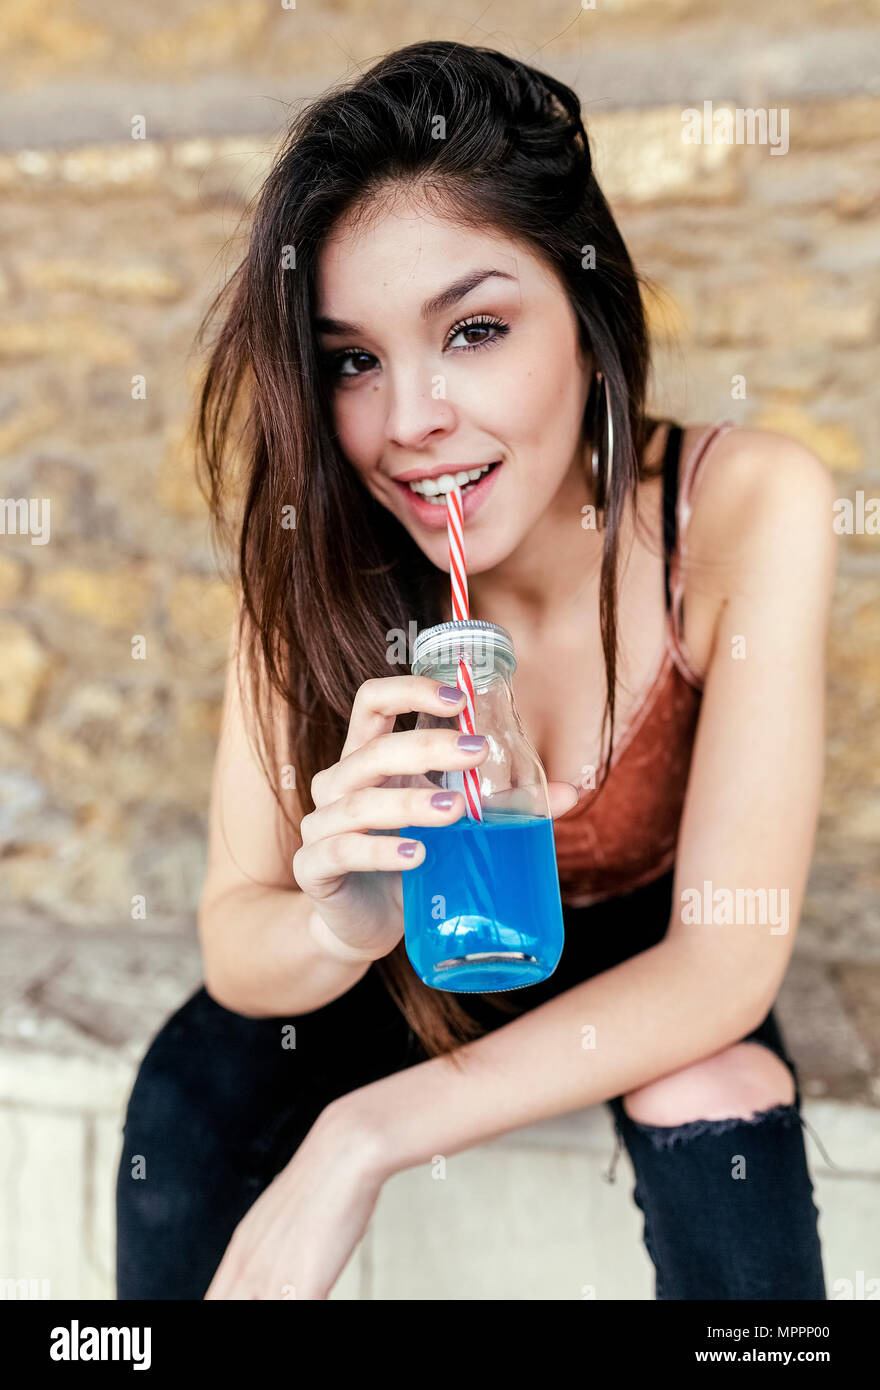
[{"xmin": 399, "ymin": 810, "xmax": 565, "ymax": 992}]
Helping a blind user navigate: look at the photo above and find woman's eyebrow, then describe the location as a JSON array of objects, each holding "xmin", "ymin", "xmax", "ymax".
[{"xmin": 314, "ymin": 268, "xmax": 518, "ymax": 336}]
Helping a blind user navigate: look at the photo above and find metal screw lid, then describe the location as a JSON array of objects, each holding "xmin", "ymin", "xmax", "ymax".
[{"xmin": 411, "ymin": 619, "xmax": 516, "ymax": 676}]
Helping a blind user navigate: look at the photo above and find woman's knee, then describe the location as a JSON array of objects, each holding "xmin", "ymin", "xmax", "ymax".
[
  {"xmin": 621, "ymin": 1040, "xmax": 796, "ymax": 1128},
  {"xmin": 117, "ymin": 991, "xmax": 290, "ymax": 1258},
  {"xmin": 120, "ymin": 986, "xmax": 292, "ymax": 1175}
]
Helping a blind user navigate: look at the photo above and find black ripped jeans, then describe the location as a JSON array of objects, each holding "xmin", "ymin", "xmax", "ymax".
[{"xmin": 116, "ymin": 874, "xmax": 827, "ymax": 1300}]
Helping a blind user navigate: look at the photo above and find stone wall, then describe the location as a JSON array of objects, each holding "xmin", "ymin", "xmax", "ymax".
[{"xmin": 1, "ymin": 2, "xmax": 878, "ymax": 980}]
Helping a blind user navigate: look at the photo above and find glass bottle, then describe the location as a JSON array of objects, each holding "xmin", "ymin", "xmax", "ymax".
[{"xmin": 396, "ymin": 619, "xmax": 565, "ymax": 993}]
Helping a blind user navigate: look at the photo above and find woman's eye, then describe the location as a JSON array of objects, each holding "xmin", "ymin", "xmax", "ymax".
[
  {"xmin": 322, "ymin": 315, "xmax": 509, "ymax": 382},
  {"xmin": 327, "ymin": 349, "xmax": 376, "ymax": 379},
  {"xmin": 446, "ymin": 315, "xmax": 510, "ymax": 351}
]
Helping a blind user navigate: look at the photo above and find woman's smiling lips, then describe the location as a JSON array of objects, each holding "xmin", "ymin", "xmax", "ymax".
[{"xmin": 392, "ymin": 460, "xmax": 503, "ymax": 528}]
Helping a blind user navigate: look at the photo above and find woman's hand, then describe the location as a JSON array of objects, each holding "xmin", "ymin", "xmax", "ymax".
[
  {"xmin": 294, "ymin": 675, "xmax": 579, "ymax": 965},
  {"xmin": 292, "ymin": 675, "xmax": 490, "ymax": 961},
  {"xmin": 204, "ymin": 1104, "xmax": 385, "ymax": 1301}
]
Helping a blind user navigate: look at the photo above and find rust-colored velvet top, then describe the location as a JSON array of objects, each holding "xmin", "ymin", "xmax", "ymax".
[{"xmin": 552, "ymin": 419, "xmax": 736, "ymax": 907}]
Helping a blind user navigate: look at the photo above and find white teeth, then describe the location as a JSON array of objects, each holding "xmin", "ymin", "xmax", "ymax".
[{"xmin": 408, "ymin": 463, "xmax": 494, "ymax": 497}]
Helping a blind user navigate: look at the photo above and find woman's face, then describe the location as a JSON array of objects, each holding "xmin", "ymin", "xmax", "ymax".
[{"xmin": 314, "ymin": 196, "xmax": 593, "ymax": 574}]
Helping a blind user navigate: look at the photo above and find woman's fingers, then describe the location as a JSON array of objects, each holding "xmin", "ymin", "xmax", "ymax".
[
  {"xmin": 312, "ymin": 725, "xmax": 487, "ymax": 809},
  {"xmin": 338, "ymin": 675, "xmax": 465, "ymax": 762},
  {"xmin": 294, "ymin": 675, "xmax": 488, "ymax": 898},
  {"xmin": 547, "ymin": 781, "xmax": 580, "ymax": 818},
  {"xmin": 299, "ymin": 784, "xmax": 465, "ymax": 847},
  {"xmin": 293, "ymin": 830, "xmax": 431, "ymax": 896}
]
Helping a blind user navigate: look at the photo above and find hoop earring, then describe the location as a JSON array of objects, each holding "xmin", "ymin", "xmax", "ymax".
[{"xmin": 590, "ymin": 370, "xmax": 614, "ymax": 510}]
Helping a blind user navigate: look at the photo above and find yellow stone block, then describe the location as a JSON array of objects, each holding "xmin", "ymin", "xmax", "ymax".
[
  {"xmin": 33, "ymin": 566, "xmax": 151, "ymax": 629},
  {"xmin": 0, "ymin": 396, "xmax": 62, "ymax": 455},
  {"xmin": 2, "ymin": 0, "xmax": 110, "ymax": 78},
  {"xmin": 790, "ymin": 96, "xmax": 880, "ymax": 149},
  {"xmin": 178, "ymin": 697, "xmax": 223, "ymax": 740},
  {"xmin": 0, "ymin": 619, "xmax": 53, "ymax": 726},
  {"xmin": 58, "ymin": 143, "xmax": 163, "ymax": 192},
  {"xmin": 157, "ymin": 423, "xmax": 207, "ymax": 518},
  {"xmin": 752, "ymin": 403, "xmax": 861, "ymax": 472},
  {"xmin": 0, "ymin": 554, "xmax": 25, "ymax": 601},
  {"xmin": 137, "ymin": 0, "xmax": 268, "ymax": 69},
  {"xmin": 591, "ymin": 106, "xmax": 738, "ymax": 204},
  {"xmin": 168, "ymin": 576, "xmax": 235, "ymax": 645},
  {"xmin": 19, "ymin": 258, "xmax": 183, "ymax": 302},
  {"xmin": 700, "ymin": 275, "xmax": 874, "ymax": 348},
  {"xmin": 0, "ymin": 316, "xmax": 135, "ymax": 365},
  {"xmin": 642, "ymin": 282, "xmax": 691, "ymax": 343}
]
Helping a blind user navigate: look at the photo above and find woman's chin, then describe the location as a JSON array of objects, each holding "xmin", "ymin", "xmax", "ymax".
[{"xmin": 434, "ymin": 528, "xmax": 519, "ymax": 580}]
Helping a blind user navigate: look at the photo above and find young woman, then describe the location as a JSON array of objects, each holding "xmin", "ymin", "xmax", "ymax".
[{"xmin": 116, "ymin": 41, "xmax": 836, "ymax": 1300}]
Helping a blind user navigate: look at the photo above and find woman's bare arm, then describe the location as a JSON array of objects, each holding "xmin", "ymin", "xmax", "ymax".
[
  {"xmin": 197, "ymin": 608, "xmax": 372, "ymax": 1017},
  {"xmin": 328, "ymin": 431, "xmax": 838, "ymax": 1175}
]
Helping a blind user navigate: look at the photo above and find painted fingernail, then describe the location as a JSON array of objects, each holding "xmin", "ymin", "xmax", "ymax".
[
  {"xmin": 430, "ymin": 792, "xmax": 456, "ymax": 809},
  {"xmin": 457, "ymin": 734, "xmax": 487, "ymax": 751},
  {"xmin": 438, "ymin": 684, "xmax": 464, "ymax": 703},
  {"xmin": 397, "ymin": 841, "xmax": 419, "ymax": 857}
]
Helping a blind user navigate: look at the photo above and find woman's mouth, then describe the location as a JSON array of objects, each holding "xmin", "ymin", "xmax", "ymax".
[{"xmin": 393, "ymin": 461, "xmax": 503, "ymax": 527}]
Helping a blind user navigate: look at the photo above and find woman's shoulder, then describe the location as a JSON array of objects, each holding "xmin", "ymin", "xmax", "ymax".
[{"xmin": 682, "ymin": 421, "xmax": 836, "ymax": 573}]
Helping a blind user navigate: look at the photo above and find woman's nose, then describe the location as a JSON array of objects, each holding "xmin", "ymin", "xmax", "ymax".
[{"xmin": 384, "ymin": 369, "xmax": 458, "ymax": 446}]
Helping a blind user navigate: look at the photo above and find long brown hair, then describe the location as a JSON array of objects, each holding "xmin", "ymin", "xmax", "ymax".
[{"xmin": 194, "ymin": 41, "xmax": 655, "ymax": 1062}]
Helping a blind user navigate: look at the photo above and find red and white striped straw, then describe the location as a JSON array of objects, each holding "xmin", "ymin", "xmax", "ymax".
[{"xmin": 445, "ymin": 484, "xmax": 482, "ymax": 822}]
